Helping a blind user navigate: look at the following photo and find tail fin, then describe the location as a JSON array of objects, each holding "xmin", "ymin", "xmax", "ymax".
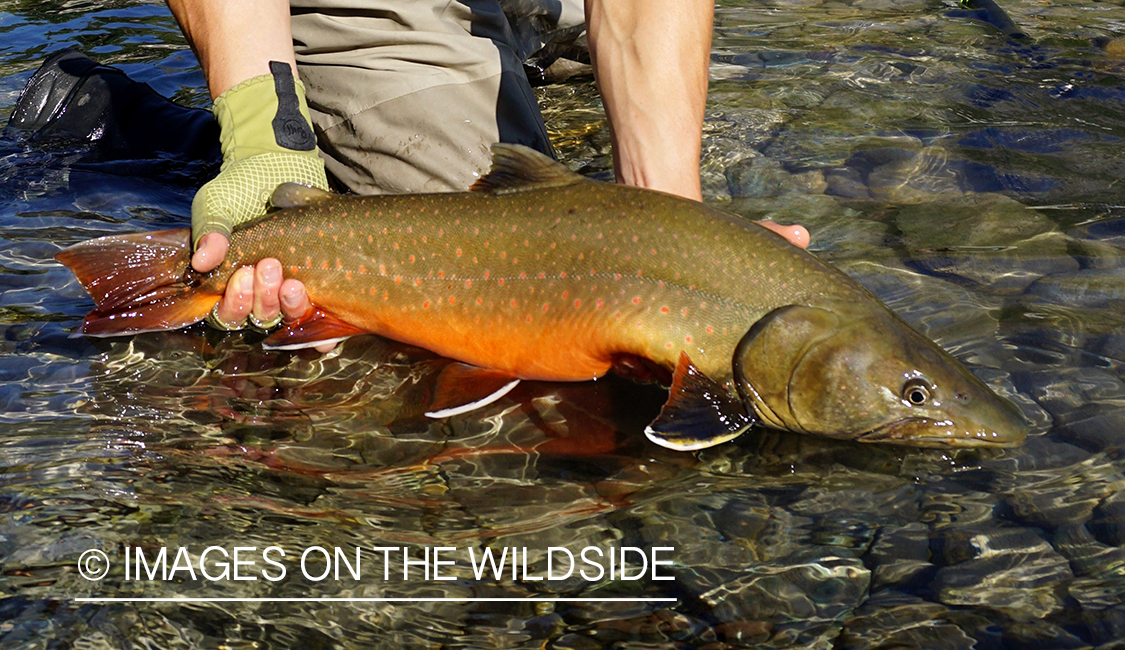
[{"xmin": 55, "ymin": 228, "xmax": 220, "ymax": 336}]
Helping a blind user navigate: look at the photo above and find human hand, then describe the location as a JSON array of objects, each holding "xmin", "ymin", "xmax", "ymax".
[
  {"xmin": 190, "ymin": 62, "xmax": 335, "ymax": 349},
  {"xmin": 194, "ymin": 246, "xmax": 336, "ymax": 353}
]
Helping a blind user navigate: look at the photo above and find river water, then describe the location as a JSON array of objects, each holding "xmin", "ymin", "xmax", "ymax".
[{"xmin": 2, "ymin": 1, "xmax": 1124, "ymax": 648}]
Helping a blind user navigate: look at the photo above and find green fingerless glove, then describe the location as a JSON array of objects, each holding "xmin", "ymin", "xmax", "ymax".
[{"xmin": 191, "ymin": 61, "xmax": 329, "ymax": 247}]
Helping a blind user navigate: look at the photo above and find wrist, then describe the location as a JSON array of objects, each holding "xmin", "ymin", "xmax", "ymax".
[{"xmin": 213, "ymin": 61, "xmax": 319, "ymax": 163}]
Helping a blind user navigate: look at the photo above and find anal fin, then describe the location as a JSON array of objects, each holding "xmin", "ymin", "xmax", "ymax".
[
  {"xmin": 261, "ymin": 309, "xmax": 368, "ymax": 350},
  {"xmin": 644, "ymin": 352, "xmax": 754, "ymax": 451},
  {"xmin": 424, "ymin": 363, "xmax": 521, "ymax": 418}
]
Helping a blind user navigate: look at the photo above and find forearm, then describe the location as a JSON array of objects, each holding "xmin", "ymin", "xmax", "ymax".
[
  {"xmin": 585, "ymin": 0, "xmax": 712, "ymax": 201},
  {"xmin": 166, "ymin": 0, "xmax": 296, "ymax": 99}
]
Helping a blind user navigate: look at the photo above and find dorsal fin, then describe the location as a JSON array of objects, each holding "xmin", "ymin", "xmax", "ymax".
[
  {"xmin": 470, "ymin": 143, "xmax": 585, "ymax": 194},
  {"xmin": 270, "ymin": 182, "xmax": 335, "ymax": 210}
]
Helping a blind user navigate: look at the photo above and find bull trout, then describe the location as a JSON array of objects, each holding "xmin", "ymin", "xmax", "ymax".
[{"xmin": 56, "ymin": 144, "xmax": 1028, "ymax": 450}]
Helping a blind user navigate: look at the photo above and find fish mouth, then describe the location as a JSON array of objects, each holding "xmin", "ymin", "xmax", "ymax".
[{"xmin": 856, "ymin": 417, "xmax": 1027, "ymax": 448}]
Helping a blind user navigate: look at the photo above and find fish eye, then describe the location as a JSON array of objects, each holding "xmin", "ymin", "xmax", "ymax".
[{"xmin": 902, "ymin": 378, "xmax": 932, "ymax": 406}]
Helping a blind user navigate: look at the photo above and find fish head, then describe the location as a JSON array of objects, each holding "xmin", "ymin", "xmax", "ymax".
[{"xmin": 733, "ymin": 303, "xmax": 1028, "ymax": 448}]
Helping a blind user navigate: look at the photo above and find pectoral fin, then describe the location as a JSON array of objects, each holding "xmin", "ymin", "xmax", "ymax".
[
  {"xmin": 261, "ymin": 308, "xmax": 367, "ymax": 350},
  {"xmin": 424, "ymin": 363, "xmax": 521, "ymax": 418},
  {"xmin": 644, "ymin": 352, "xmax": 754, "ymax": 451}
]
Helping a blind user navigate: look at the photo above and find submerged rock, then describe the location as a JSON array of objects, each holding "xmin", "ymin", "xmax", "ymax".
[
  {"xmin": 698, "ymin": 548, "xmax": 871, "ymax": 626},
  {"xmin": 866, "ymin": 523, "xmax": 934, "ymax": 590},
  {"xmin": 893, "ymin": 193, "xmax": 1055, "ymax": 249},
  {"xmin": 932, "ymin": 527, "xmax": 1072, "ymax": 619},
  {"xmin": 838, "ymin": 593, "xmax": 974, "ymax": 650}
]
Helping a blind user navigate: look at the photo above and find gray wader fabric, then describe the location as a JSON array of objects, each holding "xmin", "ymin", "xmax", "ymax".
[{"xmin": 290, "ymin": 0, "xmax": 557, "ymax": 195}]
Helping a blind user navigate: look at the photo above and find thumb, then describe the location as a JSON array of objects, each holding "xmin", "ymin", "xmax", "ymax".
[{"xmin": 192, "ymin": 232, "xmax": 231, "ymax": 272}]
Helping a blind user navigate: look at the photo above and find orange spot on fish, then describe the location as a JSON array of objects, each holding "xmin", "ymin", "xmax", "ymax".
[
  {"xmin": 358, "ymin": 265, "xmax": 366, "ymax": 274},
  {"xmin": 409, "ymin": 255, "xmax": 416, "ymax": 263},
  {"xmin": 498, "ymin": 278, "xmax": 505, "ymax": 286},
  {"xmin": 305, "ymin": 256, "xmax": 312, "ymax": 268},
  {"xmin": 519, "ymin": 272, "xmax": 527, "ymax": 279},
  {"xmin": 346, "ymin": 271, "xmax": 353, "ymax": 280},
  {"xmin": 661, "ymin": 306, "xmax": 670, "ymax": 314},
  {"xmin": 542, "ymin": 303, "xmax": 549, "ymax": 313},
  {"xmin": 449, "ymin": 296, "xmax": 456, "ymax": 305},
  {"xmin": 318, "ymin": 230, "xmax": 324, "ymax": 238},
  {"xmin": 685, "ymin": 335, "xmax": 693, "ymax": 344},
  {"xmin": 465, "ymin": 279, "xmax": 473, "ymax": 288},
  {"xmin": 288, "ymin": 245, "xmax": 296, "ymax": 254},
  {"xmin": 320, "ymin": 261, "xmax": 329, "ymax": 270},
  {"xmin": 289, "ymin": 265, "xmax": 298, "ymax": 275},
  {"xmin": 395, "ymin": 276, "xmax": 402, "ymax": 285},
  {"xmin": 423, "ymin": 300, "xmax": 430, "ymax": 309},
  {"xmin": 596, "ymin": 300, "xmax": 604, "ymax": 310},
  {"xmin": 632, "ymin": 297, "xmax": 641, "ymax": 305},
  {"xmin": 456, "ymin": 248, "xmax": 462, "ymax": 257},
  {"xmin": 706, "ymin": 326, "xmax": 714, "ymax": 334},
  {"xmin": 484, "ymin": 270, "xmax": 490, "ymax": 280},
  {"xmin": 510, "ymin": 299, "xmax": 517, "ymax": 308},
  {"xmin": 414, "ymin": 279, "xmax": 422, "ymax": 287},
  {"xmin": 526, "ymin": 315, "xmax": 533, "ymax": 323},
  {"xmin": 368, "ymin": 235, "xmax": 373, "ymax": 243},
  {"xmin": 476, "ymin": 297, "xmax": 483, "ymax": 305}
]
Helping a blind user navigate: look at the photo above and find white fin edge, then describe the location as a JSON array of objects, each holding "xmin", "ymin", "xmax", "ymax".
[
  {"xmin": 262, "ymin": 335, "xmax": 356, "ymax": 351},
  {"xmin": 643, "ymin": 424, "xmax": 751, "ymax": 451},
  {"xmin": 425, "ymin": 379, "xmax": 521, "ymax": 419}
]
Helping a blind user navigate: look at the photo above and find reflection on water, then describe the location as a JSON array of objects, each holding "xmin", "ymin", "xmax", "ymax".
[{"xmin": 2, "ymin": 0, "xmax": 1125, "ymax": 647}]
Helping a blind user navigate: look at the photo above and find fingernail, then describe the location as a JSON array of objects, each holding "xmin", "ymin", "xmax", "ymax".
[
  {"xmin": 260, "ymin": 262, "xmax": 280, "ymax": 285},
  {"xmin": 239, "ymin": 269, "xmax": 253, "ymax": 295},
  {"xmin": 281, "ymin": 287, "xmax": 300, "ymax": 309}
]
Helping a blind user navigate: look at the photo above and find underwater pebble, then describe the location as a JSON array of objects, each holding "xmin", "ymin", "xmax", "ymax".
[
  {"xmin": 1052, "ymin": 524, "xmax": 1125, "ymax": 609},
  {"xmin": 1024, "ymin": 268, "xmax": 1125, "ymax": 311},
  {"xmin": 866, "ymin": 523, "xmax": 934, "ymax": 589},
  {"xmin": 1053, "ymin": 403, "xmax": 1125, "ymax": 453},
  {"xmin": 932, "ymin": 526, "xmax": 1072, "ymax": 619},
  {"xmin": 1089, "ymin": 491, "xmax": 1125, "ymax": 548},
  {"xmin": 894, "ymin": 193, "xmax": 1055, "ymax": 248},
  {"xmin": 696, "ymin": 548, "xmax": 870, "ymax": 625},
  {"xmin": 837, "ymin": 593, "xmax": 972, "ymax": 650}
]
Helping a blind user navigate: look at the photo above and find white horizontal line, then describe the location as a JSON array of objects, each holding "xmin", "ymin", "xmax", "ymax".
[{"xmin": 75, "ymin": 597, "xmax": 677, "ymax": 603}]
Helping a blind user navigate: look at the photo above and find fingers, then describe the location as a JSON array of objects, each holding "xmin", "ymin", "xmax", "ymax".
[
  {"xmin": 252, "ymin": 259, "xmax": 283, "ymax": 327},
  {"xmin": 213, "ymin": 265, "xmax": 254, "ymax": 328},
  {"xmin": 192, "ymin": 232, "xmax": 230, "ymax": 273},
  {"xmin": 279, "ymin": 278, "xmax": 308, "ymax": 323},
  {"xmin": 758, "ymin": 221, "xmax": 810, "ymax": 250},
  {"xmin": 279, "ymin": 279, "xmax": 337, "ymax": 353}
]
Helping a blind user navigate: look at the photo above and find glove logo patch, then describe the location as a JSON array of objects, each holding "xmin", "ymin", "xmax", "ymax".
[{"xmin": 269, "ymin": 61, "xmax": 316, "ymax": 152}]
